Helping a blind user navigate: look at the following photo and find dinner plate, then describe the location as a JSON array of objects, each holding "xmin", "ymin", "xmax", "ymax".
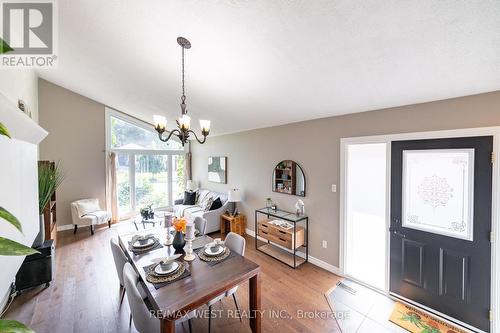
[
  {"xmin": 154, "ymin": 261, "xmax": 180, "ymax": 275},
  {"xmin": 204, "ymin": 245, "xmax": 225, "ymax": 256},
  {"xmin": 133, "ymin": 238, "xmax": 155, "ymax": 248}
]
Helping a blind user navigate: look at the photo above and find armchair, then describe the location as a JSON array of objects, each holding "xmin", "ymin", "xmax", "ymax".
[{"xmin": 71, "ymin": 198, "xmax": 111, "ymax": 235}]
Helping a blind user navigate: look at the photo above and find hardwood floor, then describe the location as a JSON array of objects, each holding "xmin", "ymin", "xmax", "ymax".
[{"xmin": 4, "ymin": 222, "xmax": 342, "ymax": 333}]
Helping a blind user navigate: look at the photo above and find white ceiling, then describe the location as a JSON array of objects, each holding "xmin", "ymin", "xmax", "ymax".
[{"xmin": 39, "ymin": 0, "xmax": 500, "ymax": 135}]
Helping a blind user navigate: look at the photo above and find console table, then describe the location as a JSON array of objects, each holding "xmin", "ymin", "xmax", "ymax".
[{"xmin": 254, "ymin": 208, "xmax": 308, "ymax": 268}]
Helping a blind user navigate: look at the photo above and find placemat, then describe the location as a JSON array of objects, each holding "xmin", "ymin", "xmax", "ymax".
[
  {"xmin": 196, "ymin": 247, "xmax": 237, "ymax": 266},
  {"xmin": 143, "ymin": 263, "xmax": 191, "ymax": 289},
  {"xmin": 128, "ymin": 238, "xmax": 163, "ymax": 255}
]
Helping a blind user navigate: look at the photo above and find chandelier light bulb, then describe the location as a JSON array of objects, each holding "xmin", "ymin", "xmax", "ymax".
[
  {"xmin": 199, "ymin": 120, "xmax": 211, "ymax": 132},
  {"xmin": 153, "ymin": 115, "xmax": 167, "ymax": 130}
]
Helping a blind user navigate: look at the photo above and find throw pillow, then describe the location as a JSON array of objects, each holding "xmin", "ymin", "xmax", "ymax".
[
  {"xmin": 210, "ymin": 197, "xmax": 222, "ymax": 211},
  {"xmin": 182, "ymin": 191, "xmax": 197, "ymax": 205},
  {"xmin": 200, "ymin": 197, "xmax": 214, "ymax": 211}
]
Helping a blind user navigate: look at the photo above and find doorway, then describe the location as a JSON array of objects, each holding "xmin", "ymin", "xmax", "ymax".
[{"xmin": 341, "ymin": 129, "xmax": 500, "ymax": 333}]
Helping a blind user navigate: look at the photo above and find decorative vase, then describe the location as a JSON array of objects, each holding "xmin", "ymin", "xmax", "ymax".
[
  {"xmin": 172, "ymin": 231, "xmax": 185, "ymax": 253},
  {"xmin": 32, "ymin": 214, "xmax": 45, "ymax": 248}
]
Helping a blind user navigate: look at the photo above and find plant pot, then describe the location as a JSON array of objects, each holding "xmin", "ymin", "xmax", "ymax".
[
  {"xmin": 32, "ymin": 214, "xmax": 45, "ymax": 248},
  {"xmin": 172, "ymin": 231, "xmax": 185, "ymax": 253}
]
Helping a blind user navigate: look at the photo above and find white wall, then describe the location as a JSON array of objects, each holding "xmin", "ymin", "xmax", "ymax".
[{"xmin": 0, "ymin": 69, "xmax": 39, "ymax": 308}]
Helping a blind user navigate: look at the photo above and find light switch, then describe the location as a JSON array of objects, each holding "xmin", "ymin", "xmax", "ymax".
[{"xmin": 331, "ymin": 184, "xmax": 337, "ymax": 193}]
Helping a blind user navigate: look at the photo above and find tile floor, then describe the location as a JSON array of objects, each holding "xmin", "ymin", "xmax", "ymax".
[{"xmin": 326, "ymin": 279, "xmax": 409, "ymax": 333}]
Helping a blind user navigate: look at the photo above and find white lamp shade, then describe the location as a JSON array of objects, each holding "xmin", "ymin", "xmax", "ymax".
[
  {"xmin": 186, "ymin": 180, "xmax": 197, "ymax": 191},
  {"xmin": 228, "ymin": 189, "xmax": 242, "ymax": 202}
]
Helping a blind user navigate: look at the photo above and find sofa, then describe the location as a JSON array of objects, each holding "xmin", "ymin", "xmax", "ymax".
[{"xmin": 173, "ymin": 189, "xmax": 230, "ymax": 233}]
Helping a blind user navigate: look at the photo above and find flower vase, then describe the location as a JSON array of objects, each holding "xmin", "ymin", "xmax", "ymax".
[{"xmin": 173, "ymin": 231, "xmax": 185, "ymax": 253}]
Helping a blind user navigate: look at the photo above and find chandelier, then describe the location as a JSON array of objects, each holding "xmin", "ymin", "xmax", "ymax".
[{"xmin": 153, "ymin": 37, "xmax": 210, "ymax": 146}]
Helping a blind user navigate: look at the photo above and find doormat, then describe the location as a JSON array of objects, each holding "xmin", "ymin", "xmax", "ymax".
[{"xmin": 389, "ymin": 302, "xmax": 468, "ymax": 333}]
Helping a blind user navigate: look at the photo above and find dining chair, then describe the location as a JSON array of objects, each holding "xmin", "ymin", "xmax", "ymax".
[
  {"xmin": 194, "ymin": 216, "xmax": 207, "ymax": 236},
  {"xmin": 207, "ymin": 232, "xmax": 246, "ymax": 333},
  {"xmin": 123, "ymin": 263, "xmax": 194, "ymax": 333},
  {"xmin": 110, "ymin": 237, "xmax": 148, "ymax": 326},
  {"xmin": 110, "ymin": 237, "xmax": 128, "ymax": 306}
]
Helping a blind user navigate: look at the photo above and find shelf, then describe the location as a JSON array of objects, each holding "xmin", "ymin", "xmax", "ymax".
[
  {"xmin": 0, "ymin": 92, "xmax": 48, "ymax": 144},
  {"xmin": 257, "ymin": 243, "xmax": 306, "ymax": 267}
]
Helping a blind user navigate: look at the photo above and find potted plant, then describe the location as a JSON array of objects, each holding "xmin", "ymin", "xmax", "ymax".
[
  {"xmin": 35, "ymin": 162, "xmax": 64, "ymax": 248},
  {"xmin": 0, "ymin": 122, "xmax": 37, "ymax": 333}
]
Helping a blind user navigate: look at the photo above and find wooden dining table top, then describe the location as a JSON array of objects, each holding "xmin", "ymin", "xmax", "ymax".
[{"xmin": 118, "ymin": 227, "xmax": 261, "ymax": 318}]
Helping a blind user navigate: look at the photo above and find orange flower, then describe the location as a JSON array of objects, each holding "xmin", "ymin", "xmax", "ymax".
[{"xmin": 173, "ymin": 218, "xmax": 187, "ymax": 233}]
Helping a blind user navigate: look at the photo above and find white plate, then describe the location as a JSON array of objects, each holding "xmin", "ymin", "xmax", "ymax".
[
  {"xmin": 204, "ymin": 245, "xmax": 225, "ymax": 256},
  {"xmin": 154, "ymin": 261, "xmax": 180, "ymax": 275},
  {"xmin": 133, "ymin": 238, "xmax": 155, "ymax": 248}
]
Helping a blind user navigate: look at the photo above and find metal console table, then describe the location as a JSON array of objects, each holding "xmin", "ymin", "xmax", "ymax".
[{"xmin": 254, "ymin": 207, "xmax": 308, "ymax": 268}]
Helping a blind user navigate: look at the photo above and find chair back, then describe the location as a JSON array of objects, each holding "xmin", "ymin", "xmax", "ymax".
[
  {"xmin": 110, "ymin": 237, "xmax": 128, "ymax": 286},
  {"xmin": 72, "ymin": 198, "xmax": 101, "ymax": 217},
  {"xmin": 224, "ymin": 232, "xmax": 245, "ymax": 256},
  {"xmin": 123, "ymin": 263, "xmax": 157, "ymax": 333},
  {"xmin": 193, "ymin": 216, "xmax": 207, "ymax": 236}
]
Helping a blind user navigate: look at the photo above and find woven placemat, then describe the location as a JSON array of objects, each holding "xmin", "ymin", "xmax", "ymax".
[
  {"xmin": 129, "ymin": 238, "xmax": 163, "ymax": 255},
  {"xmin": 196, "ymin": 247, "xmax": 237, "ymax": 266},
  {"xmin": 143, "ymin": 263, "xmax": 191, "ymax": 289}
]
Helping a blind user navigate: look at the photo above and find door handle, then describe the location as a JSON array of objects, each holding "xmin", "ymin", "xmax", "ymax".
[
  {"xmin": 392, "ymin": 231, "xmax": 406, "ymax": 238},
  {"xmin": 389, "ymin": 226, "xmax": 406, "ymax": 238}
]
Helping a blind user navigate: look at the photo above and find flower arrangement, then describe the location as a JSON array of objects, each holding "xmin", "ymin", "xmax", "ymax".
[{"xmin": 173, "ymin": 217, "xmax": 187, "ymax": 233}]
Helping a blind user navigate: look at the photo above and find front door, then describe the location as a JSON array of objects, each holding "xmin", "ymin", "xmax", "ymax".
[{"xmin": 389, "ymin": 136, "xmax": 493, "ymax": 332}]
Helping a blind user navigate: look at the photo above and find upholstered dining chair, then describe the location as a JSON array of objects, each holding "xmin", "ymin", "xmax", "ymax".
[
  {"xmin": 123, "ymin": 263, "xmax": 194, "ymax": 333},
  {"xmin": 110, "ymin": 237, "xmax": 149, "ymax": 326},
  {"xmin": 207, "ymin": 232, "xmax": 246, "ymax": 333},
  {"xmin": 193, "ymin": 216, "xmax": 207, "ymax": 236},
  {"xmin": 110, "ymin": 237, "xmax": 128, "ymax": 306}
]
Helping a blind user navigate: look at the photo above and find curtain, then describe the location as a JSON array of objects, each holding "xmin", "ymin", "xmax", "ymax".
[
  {"xmin": 108, "ymin": 152, "xmax": 119, "ymax": 223},
  {"xmin": 185, "ymin": 151, "xmax": 192, "ymax": 180}
]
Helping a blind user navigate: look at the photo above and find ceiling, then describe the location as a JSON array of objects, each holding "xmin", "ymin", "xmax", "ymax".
[{"xmin": 39, "ymin": 0, "xmax": 500, "ymax": 135}]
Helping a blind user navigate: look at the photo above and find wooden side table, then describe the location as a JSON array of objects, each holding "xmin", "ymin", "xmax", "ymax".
[{"xmin": 220, "ymin": 214, "xmax": 246, "ymax": 236}]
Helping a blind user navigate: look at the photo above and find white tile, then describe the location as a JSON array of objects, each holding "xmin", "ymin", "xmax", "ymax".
[{"xmin": 356, "ymin": 317, "xmax": 393, "ymax": 333}]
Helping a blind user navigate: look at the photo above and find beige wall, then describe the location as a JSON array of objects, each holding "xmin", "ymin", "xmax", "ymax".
[
  {"xmin": 38, "ymin": 79, "xmax": 106, "ymax": 227},
  {"xmin": 192, "ymin": 91, "xmax": 500, "ymax": 268}
]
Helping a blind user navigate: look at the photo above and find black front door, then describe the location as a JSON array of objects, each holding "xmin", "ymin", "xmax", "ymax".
[{"xmin": 390, "ymin": 136, "xmax": 493, "ymax": 332}]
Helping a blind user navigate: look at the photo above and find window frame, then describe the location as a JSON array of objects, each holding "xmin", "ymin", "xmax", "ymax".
[{"xmin": 105, "ymin": 108, "xmax": 188, "ymax": 219}]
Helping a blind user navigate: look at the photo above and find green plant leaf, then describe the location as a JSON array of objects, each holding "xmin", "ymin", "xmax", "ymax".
[
  {"xmin": 0, "ymin": 37, "xmax": 14, "ymax": 54},
  {"xmin": 0, "ymin": 319, "xmax": 34, "ymax": 333},
  {"xmin": 0, "ymin": 207, "xmax": 22, "ymax": 233},
  {"xmin": 0, "ymin": 237, "xmax": 39, "ymax": 256},
  {"xmin": 0, "ymin": 122, "xmax": 11, "ymax": 138}
]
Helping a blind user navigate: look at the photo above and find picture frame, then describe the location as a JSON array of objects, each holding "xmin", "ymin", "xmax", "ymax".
[{"xmin": 208, "ymin": 156, "xmax": 227, "ymax": 184}]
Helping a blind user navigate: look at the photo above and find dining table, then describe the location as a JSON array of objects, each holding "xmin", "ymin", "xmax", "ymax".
[{"xmin": 119, "ymin": 227, "xmax": 262, "ymax": 333}]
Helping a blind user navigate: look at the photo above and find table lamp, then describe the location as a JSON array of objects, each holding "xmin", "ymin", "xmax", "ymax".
[
  {"xmin": 186, "ymin": 180, "xmax": 197, "ymax": 192},
  {"xmin": 228, "ymin": 189, "xmax": 242, "ymax": 216}
]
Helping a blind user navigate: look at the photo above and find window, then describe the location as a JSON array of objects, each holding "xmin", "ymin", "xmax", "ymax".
[
  {"xmin": 344, "ymin": 142, "xmax": 387, "ymax": 290},
  {"xmin": 106, "ymin": 109, "xmax": 187, "ymax": 218}
]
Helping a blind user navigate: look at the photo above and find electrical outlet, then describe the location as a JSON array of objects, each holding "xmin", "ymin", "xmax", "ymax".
[
  {"xmin": 331, "ymin": 184, "xmax": 337, "ymax": 193},
  {"xmin": 322, "ymin": 240, "xmax": 328, "ymax": 248}
]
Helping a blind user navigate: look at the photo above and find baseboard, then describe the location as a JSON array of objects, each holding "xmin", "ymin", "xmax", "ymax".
[
  {"xmin": 56, "ymin": 224, "xmax": 74, "ymax": 231},
  {"xmin": 245, "ymin": 228, "xmax": 342, "ymax": 276}
]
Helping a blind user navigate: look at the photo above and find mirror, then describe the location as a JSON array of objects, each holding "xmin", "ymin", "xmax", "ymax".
[{"xmin": 272, "ymin": 160, "xmax": 306, "ymax": 196}]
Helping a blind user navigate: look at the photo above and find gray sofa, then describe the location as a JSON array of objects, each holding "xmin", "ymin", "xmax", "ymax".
[{"xmin": 173, "ymin": 189, "xmax": 230, "ymax": 233}]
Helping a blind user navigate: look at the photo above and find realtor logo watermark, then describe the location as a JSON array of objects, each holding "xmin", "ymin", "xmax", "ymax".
[{"xmin": 1, "ymin": 0, "xmax": 58, "ymax": 68}]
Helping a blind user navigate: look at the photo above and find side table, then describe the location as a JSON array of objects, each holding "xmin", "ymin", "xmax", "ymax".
[{"xmin": 220, "ymin": 214, "xmax": 246, "ymax": 236}]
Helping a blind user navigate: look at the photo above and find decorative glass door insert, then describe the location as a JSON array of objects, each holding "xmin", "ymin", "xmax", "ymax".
[{"xmin": 402, "ymin": 149, "xmax": 474, "ymax": 241}]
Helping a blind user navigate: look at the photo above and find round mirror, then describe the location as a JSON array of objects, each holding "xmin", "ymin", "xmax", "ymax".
[{"xmin": 272, "ymin": 160, "xmax": 306, "ymax": 197}]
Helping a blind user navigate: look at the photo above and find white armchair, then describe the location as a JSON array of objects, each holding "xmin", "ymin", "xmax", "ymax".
[{"xmin": 71, "ymin": 198, "xmax": 111, "ymax": 235}]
